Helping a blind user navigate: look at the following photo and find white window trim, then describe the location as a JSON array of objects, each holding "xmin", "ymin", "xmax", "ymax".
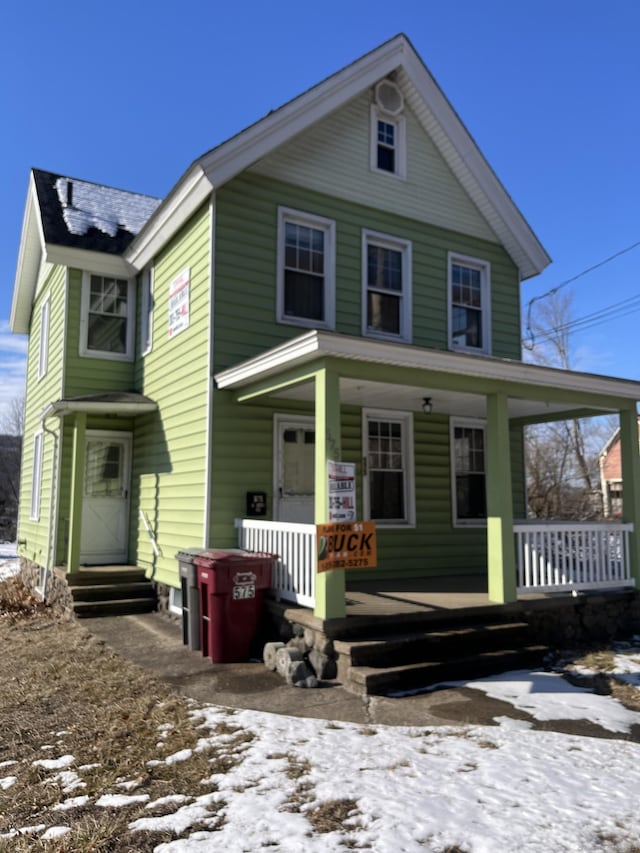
[
  {"xmin": 79, "ymin": 272, "xmax": 136, "ymax": 361},
  {"xmin": 361, "ymin": 229, "xmax": 412, "ymax": 343},
  {"xmin": 38, "ymin": 294, "xmax": 50, "ymax": 380},
  {"xmin": 447, "ymin": 252, "xmax": 492, "ymax": 355},
  {"xmin": 140, "ymin": 264, "xmax": 154, "ymax": 357},
  {"xmin": 362, "ymin": 408, "xmax": 415, "ymax": 528},
  {"xmin": 30, "ymin": 431, "xmax": 44, "ymax": 521},
  {"xmin": 450, "ymin": 416, "xmax": 487, "ymax": 528},
  {"xmin": 277, "ymin": 206, "xmax": 336, "ymax": 331},
  {"xmin": 369, "ymin": 105, "xmax": 407, "ymax": 180}
]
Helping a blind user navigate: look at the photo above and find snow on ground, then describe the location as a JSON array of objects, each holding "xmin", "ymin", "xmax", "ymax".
[
  {"xmin": 0, "ymin": 542, "xmax": 18, "ymax": 580},
  {"xmin": 4, "ymin": 656, "xmax": 640, "ymax": 851}
]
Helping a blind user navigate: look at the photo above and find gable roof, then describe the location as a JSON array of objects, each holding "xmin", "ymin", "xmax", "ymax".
[
  {"xmin": 10, "ymin": 170, "xmax": 161, "ymax": 334},
  {"xmin": 127, "ymin": 34, "xmax": 550, "ymax": 279},
  {"xmin": 12, "ymin": 34, "xmax": 550, "ymax": 334}
]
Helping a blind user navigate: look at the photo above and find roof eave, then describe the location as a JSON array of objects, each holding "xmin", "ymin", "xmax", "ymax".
[{"xmin": 10, "ymin": 174, "xmax": 46, "ymax": 334}]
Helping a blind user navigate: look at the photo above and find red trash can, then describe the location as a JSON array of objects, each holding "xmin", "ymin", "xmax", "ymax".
[{"xmin": 194, "ymin": 549, "xmax": 274, "ymax": 663}]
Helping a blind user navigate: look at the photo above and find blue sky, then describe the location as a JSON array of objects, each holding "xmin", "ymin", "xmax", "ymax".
[{"xmin": 1, "ymin": 1, "xmax": 639, "ymax": 429}]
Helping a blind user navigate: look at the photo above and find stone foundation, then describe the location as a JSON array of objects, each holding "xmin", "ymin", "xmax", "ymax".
[{"xmin": 19, "ymin": 558, "xmax": 75, "ymax": 619}]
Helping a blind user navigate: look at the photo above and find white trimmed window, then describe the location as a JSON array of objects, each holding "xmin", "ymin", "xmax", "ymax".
[
  {"xmin": 451, "ymin": 418, "xmax": 486, "ymax": 526},
  {"xmin": 448, "ymin": 254, "xmax": 491, "ymax": 354},
  {"xmin": 363, "ymin": 410, "xmax": 414, "ymax": 526},
  {"xmin": 80, "ymin": 273, "xmax": 135, "ymax": 360},
  {"xmin": 38, "ymin": 295, "xmax": 50, "ymax": 380},
  {"xmin": 277, "ymin": 207, "xmax": 335, "ymax": 329},
  {"xmin": 369, "ymin": 80, "xmax": 406, "ymax": 180},
  {"xmin": 30, "ymin": 431, "xmax": 44, "ymax": 521},
  {"xmin": 362, "ymin": 230, "xmax": 412, "ymax": 341},
  {"xmin": 140, "ymin": 265, "xmax": 154, "ymax": 356}
]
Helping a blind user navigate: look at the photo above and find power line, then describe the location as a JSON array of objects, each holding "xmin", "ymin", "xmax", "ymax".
[{"xmin": 524, "ymin": 237, "xmax": 640, "ymax": 348}]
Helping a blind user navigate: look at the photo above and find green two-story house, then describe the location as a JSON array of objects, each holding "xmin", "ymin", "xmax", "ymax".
[{"xmin": 10, "ymin": 34, "xmax": 640, "ymax": 624}]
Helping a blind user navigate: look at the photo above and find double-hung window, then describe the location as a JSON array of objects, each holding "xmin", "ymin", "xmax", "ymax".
[
  {"xmin": 38, "ymin": 295, "xmax": 50, "ymax": 380},
  {"xmin": 30, "ymin": 431, "xmax": 43, "ymax": 521},
  {"xmin": 277, "ymin": 207, "xmax": 335, "ymax": 329},
  {"xmin": 370, "ymin": 80, "xmax": 406, "ymax": 179},
  {"xmin": 451, "ymin": 419, "xmax": 486, "ymax": 525},
  {"xmin": 448, "ymin": 253, "xmax": 491, "ymax": 354},
  {"xmin": 80, "ymin": 273, "xmax": 135, "ymax": 360},
  {"xmin": 363, "ymin": 410, "xmax": 414, "ymax": 526},
  {"xmin": 362, "ymin": 230, "xmax": 411, "ymax": 341},
  {"xmin": 140, "ymin": 265, "xmax": 154, "ymax": 356}
]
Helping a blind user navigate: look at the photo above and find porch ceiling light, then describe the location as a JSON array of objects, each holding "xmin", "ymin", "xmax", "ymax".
[{"xmin": 422, "ymin": 396, "xmax": 433, "ymax": 414}]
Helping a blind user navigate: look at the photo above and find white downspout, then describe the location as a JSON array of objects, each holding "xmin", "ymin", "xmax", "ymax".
[{"xmin": 41, "ymin": 416, "xmax": 59, "ymax": 601}]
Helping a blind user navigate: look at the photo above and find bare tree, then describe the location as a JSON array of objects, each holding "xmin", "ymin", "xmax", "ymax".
[
  {"xmin": 0, "ymin": 397, "xmax": 24, "ymax": 540},
  {"xmin": 524, "ymin": 292, "xmax": 612, "ymax": 519}
]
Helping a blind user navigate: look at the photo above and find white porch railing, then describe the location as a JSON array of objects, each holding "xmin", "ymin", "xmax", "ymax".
[
  {"xmin": 514, "ymin": 521, "xmax": 635, "ymax": 593},
  {"xmin": 235, "ymin": 518, "xmax": 316, "ymax": 607}
]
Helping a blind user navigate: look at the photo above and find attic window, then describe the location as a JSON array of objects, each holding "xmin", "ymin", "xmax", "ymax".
[{"xmin": 370, "ymin": 80, "xmax": 406, "ymax": 179}]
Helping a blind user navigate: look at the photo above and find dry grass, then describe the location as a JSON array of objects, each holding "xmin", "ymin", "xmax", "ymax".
[
  {"xmin": 0, "ymin": 581, "xmax": 244, "ymax": 850},
  {"xmin": 306, "ymin": 798, "xmax": 360, "ymax": 833}
]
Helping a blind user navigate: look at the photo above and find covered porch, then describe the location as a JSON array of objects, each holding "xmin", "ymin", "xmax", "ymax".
[{"xmin": 216, "ymin": 330, "xmax": 640, "ymax": 621}]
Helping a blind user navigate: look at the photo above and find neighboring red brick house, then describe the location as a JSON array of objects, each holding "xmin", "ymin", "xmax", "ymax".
[{"xmin": 599, "ymin": 422, "xmax": 640, "ymax": 518}]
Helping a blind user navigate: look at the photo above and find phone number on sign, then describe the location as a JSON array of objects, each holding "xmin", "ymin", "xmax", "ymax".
[{"xmin": 324, "ymin": 558, "xmax": 370, "ymax": 569}]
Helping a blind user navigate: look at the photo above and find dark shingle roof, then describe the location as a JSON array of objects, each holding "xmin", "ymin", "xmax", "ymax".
[{"xmin": 32, "ymin": 168, "xmax": 161, "ymax": 255}]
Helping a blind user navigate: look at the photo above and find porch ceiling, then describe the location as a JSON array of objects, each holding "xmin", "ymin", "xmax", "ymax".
[{"xmin": 215, "ymin": 331, "xmax": 640, "ymax": 421}]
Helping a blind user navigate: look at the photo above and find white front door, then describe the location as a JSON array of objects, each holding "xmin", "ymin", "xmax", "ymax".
[
  {"xmin": 275, "ymin": 416, "xmax": 315, "ymax": 523},
  {"xmin": 80, "ymin": 431, "xmax": 131, "ymax": 564}
]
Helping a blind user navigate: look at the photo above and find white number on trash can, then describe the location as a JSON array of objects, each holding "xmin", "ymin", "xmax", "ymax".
[{"xmin": 232, "ymin": 584, "xmax": 255, "ymax": 600}]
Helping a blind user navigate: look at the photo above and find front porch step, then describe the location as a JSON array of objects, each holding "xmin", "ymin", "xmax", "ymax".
[
  {"xmin": 347, "ymin": 645, "xmax": 550, "ymax": 696},
  {"xmin": 72, "ymin": 597, "xmax": 158, "ymax": 618},
  {"xmin": 331, "ymin": 615, "xmax": 549, "ymax": 695}
]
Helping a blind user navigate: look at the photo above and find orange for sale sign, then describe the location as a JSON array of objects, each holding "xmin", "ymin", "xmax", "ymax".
[{"xmin": 316, "ymin": 521, "xmax": 377, "ymax": 573}]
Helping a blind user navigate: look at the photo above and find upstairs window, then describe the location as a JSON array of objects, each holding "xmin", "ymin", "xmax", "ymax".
[
  {"xmin": 277, "ymin": 207, "xmax": 335, "ymax": 329},
  {"xmin": 140, "ymin": 265, "xmax": 154, "ymax": 356},
  {"xmin": 80, "ymin": 273, "xmax": 135, "ymax": 361},
  {"xmin": 448, "ymin": 253, "xmax": 491, "ymax": 354},
  {"xmin": 363, "ymin": 410, "xmax": 415, "ymax": 526},
  {"xmin": 38, "ymin": 295, "xmax": 50, "ymax": 380},
  {"xmin": 370, "ymin": 80, "xmax": 406, "ymax": 179},
  {"xmin": 362, "ymin": 230, "xmax": 412, "ymax": 342},
  {"xmin": 451, "ymin": 419, "xmax": 486, "ymax": 525}
]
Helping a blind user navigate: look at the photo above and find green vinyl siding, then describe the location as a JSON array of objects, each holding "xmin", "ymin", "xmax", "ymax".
[
  {"xmin": 214, "ymin": 173, "xmax": 521, "ymax": 372},
  {"xmin": 17, "ymin": 266, "xmax": 66, "ymax": 568},
  {"xmin": 131, "ymin": 203, "xmax": 211, "ymax": 586}
]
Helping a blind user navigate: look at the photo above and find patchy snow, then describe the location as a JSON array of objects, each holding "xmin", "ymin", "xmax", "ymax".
[
  {"xmin": 0, "ymin": 542, "xmax": 18, "ymax": 580},
  {"xmin": 461, "ymin": 669, "xmax": 640, "ymax": 733},
  {"xmin": 55, "ymin": 177, "xmax": 160, "ymax": 238},
  {"xmin": 5, "ymin": 655, "xmax": 640, "ymax": 848},
  {"xmin": 32, "ymin": 754, "xmax": 75, "ymax": 770},
  {"xmin": 0, "ymin": 777, "xmax": 17, "ymax": 790},
  {"xmin": 41, "ymin": 825, "xmax": 71, "ymax": 839}
]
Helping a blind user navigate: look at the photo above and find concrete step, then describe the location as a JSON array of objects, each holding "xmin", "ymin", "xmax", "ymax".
[
  {"xmin": 347, "ymin": 645, "xmax": 550, "ymax": 696},
  {"xmin": 335, "ymin": 621, "xmax": 532, "ymax": 669},
  {"xmin": 73, "ymin": 596, "xmax": 158, "ymax": 618}
]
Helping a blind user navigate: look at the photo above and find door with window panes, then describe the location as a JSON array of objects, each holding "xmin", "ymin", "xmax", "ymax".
[
  {"xmin": 276, "ymin": 418, "xmax": 315, "ymax": 523},
  {"xmin": 80, "ymin": 431, "xmax": 131, "ymax": 564}
]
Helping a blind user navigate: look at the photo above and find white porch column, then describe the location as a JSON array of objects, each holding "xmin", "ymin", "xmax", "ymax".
[
  {"xmin": 314, "ymin": 364, "xmax": 346, "ymax": 620},
  {"xmin": 620, "ymin": 406, "xmax": 640, "ymax": 586},
  {"xmin": 486, "ymin": 392, "xmax": 517, "ymax": 603}
]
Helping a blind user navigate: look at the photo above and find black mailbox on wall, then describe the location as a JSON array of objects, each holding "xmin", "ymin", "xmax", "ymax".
[{"xmin": 246, "ymin": 491, "xmax": 267, "ymax": 517}]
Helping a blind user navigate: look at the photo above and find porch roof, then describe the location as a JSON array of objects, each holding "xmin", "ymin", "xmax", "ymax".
[
  {"xmin": 41, "ymin": 392, "xmax": 157, "ymax": 420},
  {"xmin": 215, "ymin": 331, "xmax": 640, "ymax": 421}
]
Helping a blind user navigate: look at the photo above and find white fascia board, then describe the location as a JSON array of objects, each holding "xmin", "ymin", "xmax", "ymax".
[
  {"xmin": 10, "ymin": 176, "xmax": 46, "ymax": 334},
  {"xmin": 45, "ymin": 245, "xmax": 135, "ymax": 279},
  {"xmin": 41, "ymin": 400, "xmax": 157, "ymax": 419},
  {"xmin": 402, "ymin": 52, "xmax": 551, "ymax": 280},
  {"xmin": 215, "ymin": 330, "xmax": 640, "ymax": 403},
  {"xmin": 125, "ymin": 166, "xmax": 212, "ymax": 270},
  {"xmin": 199, "ymin": 38, "xmax": 408, "ymax": 188}
]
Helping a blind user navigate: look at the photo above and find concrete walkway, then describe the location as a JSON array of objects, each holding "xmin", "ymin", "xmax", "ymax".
[{"xmin": 82, "ymin": 611, "xmax": 523, "ymax": 728}]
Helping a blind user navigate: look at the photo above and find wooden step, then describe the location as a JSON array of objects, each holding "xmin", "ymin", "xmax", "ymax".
[
  {"xmin": 68, "ymin": 582, "xmax": 156, "ymax": 603},
  {"xmin": 73, "ymin": 596, "xmax": 157, "ymax": 618}
]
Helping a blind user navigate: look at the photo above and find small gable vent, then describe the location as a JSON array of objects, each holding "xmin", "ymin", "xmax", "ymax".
[{"xmin": 375, "ymin": 80, "xmax": 404, "ymax": 116}]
